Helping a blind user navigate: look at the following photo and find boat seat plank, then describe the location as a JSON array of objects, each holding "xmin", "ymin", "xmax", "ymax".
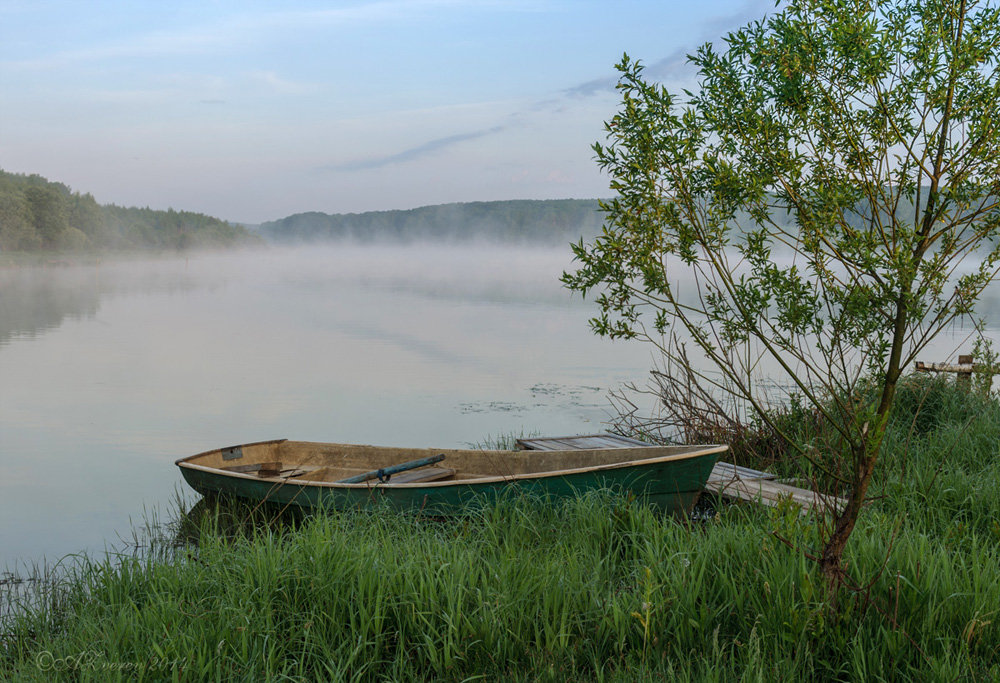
[
  {"xmin": 517, "ymin": 440, "xmax": 560, "ymax": 451},
  {"xmin": 517, "ymin": 433, "xmax": 656, "ymax": 451},
  {"xmin": 221, "ymin": 461, "xmax": 283, "ymax": 475},
  {"xmin": 388, "ymin": 467, "xmax": 456, "ymax": 484}
]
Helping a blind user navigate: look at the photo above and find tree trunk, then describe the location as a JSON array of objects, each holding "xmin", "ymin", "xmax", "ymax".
[
  {"xmin": 820, "ymin": 293, "xmax": 907, "ymax": 595},
  {"xmin": 820, "ymin": 443, "xmax": 878, "ymax": 597}
]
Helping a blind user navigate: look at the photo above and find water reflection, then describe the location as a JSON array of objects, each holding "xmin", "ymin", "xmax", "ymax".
[
  {"xmin": 0, "ymin": 258, "xmax": 213, "ymax": 345},
  {"xmin": 0, "ymin": 267, "xmax": 101, "ymax": 344}
]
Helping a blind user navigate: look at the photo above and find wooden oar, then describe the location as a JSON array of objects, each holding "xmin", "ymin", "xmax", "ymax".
[{"xmin": 336, "ymin": 454, "xmax": 446, "ymax": 484}]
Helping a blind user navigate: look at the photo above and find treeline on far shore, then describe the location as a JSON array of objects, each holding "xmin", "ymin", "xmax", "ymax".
[
  {"xmin": 1, "ymin": 168, "xmax": 608, "ymax": 254},
  {"xmin": 0, "ymin": 169, "xmax": 256, "ymax": 253},
  {"xmin": 259, "ymin": 198, "xmax": 607, "ymax": 244}
]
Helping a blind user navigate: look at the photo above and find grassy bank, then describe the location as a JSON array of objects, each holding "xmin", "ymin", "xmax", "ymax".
[{"xmin": 2, "ymin": 378, "xmax": 999, "ymax": 681}]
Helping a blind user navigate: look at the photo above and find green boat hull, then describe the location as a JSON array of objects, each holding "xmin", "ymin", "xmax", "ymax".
[{"xmin": 178, "ymin": 441, "xmax": 722, "ymax": 516}]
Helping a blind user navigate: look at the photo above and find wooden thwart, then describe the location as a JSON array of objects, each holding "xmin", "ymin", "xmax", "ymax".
[
  {"xmin": 221, "ymin": 461, "xmax": 283, "ymax": 476},
  {"xmin": 388, "ymin": 466, "xmax": 457, "ymax": 484},
  {"xmin": 518, "ymin": 433, "xmax": 844, "ymax": 514},
  {"xmin": 220, "ymin": 462, "xmax": 323, "ymax": 479},
  {"xmin": 518, "ymin": 434, "xmax": 650, "ymax": 451}
]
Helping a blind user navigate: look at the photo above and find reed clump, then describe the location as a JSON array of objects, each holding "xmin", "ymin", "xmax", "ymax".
[{"xmin": 2, "ymin": 378, "xmax": 999, "ymax": 681}]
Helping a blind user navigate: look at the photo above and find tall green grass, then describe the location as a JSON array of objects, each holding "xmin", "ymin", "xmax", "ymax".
[
  {"xmin": 3, "ymin": 497, "xmax": 997, "ymax": 680},
  {"xmin": 1, "ymin": 376, "xmax": 998, "ymax": 681}
]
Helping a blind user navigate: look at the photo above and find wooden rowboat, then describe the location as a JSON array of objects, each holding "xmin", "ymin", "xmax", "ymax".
[{"xmin": 175, "ymin": 439, "xmax": 727, "ymax": 515}]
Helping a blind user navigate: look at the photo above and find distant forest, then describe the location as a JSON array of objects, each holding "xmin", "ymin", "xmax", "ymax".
[
  {"xmin": 0, "ymin": 170, "xmax": 255, "ymax": 253},
  {"xmin": 259, "ymin": 199, "xmax": 607, "ymax": 244}
]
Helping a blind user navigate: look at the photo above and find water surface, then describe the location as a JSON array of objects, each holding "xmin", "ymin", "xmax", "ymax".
[
  {"xmin": 0, "ymin": 245, "xmax": 654, "ymax": 568},
  {"xmin": 2, "ymin": 243, "xmax": 996, "ymax": 569}
]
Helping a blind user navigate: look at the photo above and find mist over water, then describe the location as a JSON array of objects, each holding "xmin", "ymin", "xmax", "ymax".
[
  {"xmin": 655, "ymin": 247, "xmax": 1000, "ymax": 388},
  {"xmin": 3, "ymin": 243, "xmax": 998, "ymax": 568},
  {"xmin": 0, "ymin": 244, "xmax": 656, "ymax": 568}
]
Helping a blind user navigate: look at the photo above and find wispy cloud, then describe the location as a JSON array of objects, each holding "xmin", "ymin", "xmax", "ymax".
[
  {"xmin": 645, "ymin": 47, "xmax": 696, "ymax": 82},
  {"xmin": 562, "ymin": 75, "xmax": 616, "ymax": 99},
  {"xmin": 325, "ymin": 126, "xmax": 506, "ymax": 172},
  {"xmin": 560, "ymin": 52, "xmax": 687, "ymax": 100},
  {"xmin": 560, "ymin": 0, "xmax": 774, "ymax": 98}
]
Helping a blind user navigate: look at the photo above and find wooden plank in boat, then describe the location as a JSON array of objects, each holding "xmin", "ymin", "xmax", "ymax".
[
  {"xmin": 517, "ymin": 433, "xmax": 654, "ymax": 451},
  {"xmin": 221, "ymin": 461, "xmax": 283, "ymax": 475},
  {"xmin": 258, "ymin": 463, "xmax": 283, "ymax": 477},
  {"xmin": 517, "ymin": 438, "xmax": 569, "ymax": 451},
  {"xmin": 594, "ymin": 434, "xmax": 654, "ymax": 447},
  {"xmin": 521, "ymin": 440, "xmax": 556, "ymax": 451},
  {"xmin": 388, "ymin": 467, "xmax": 457, "ymax": 484}
]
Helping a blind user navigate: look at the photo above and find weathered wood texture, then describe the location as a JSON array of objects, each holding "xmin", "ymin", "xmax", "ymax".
[
  {"xmin": 915, "ymin": 362, "xmax": 974, "ymax": 373},
  {"xmin": 915, "ymin": 355, "xmax": 985, "ymax": 390},
  {"xmin": 221, "ymin": 462, "xmax": 283, "ymax": 475},
  {"xmin": 706, "ymin": 467, "xmax": 845, "ymax": 513},
  {"xmin": 517, "ymin": 434, "xmax": 651, "ymax": 451},
  {"xmin": 519, "ymin": 434, "xmax": 843, "ymax": 514},
  {"xmin": 389, "ymin": 467, "xmax": 457, "ymax": 484}
]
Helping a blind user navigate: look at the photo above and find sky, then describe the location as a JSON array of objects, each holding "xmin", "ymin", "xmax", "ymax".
[{"xmin": 0, "ymin": 0, "xmax": 775, "ymax": 224}]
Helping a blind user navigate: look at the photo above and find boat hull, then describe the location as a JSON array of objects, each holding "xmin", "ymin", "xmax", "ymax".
[{"xmin": 177, "ymin": 440, "xmax": 724, "ymax": 516}]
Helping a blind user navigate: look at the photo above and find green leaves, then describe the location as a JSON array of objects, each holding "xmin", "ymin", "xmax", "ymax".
[
  {"xmin": 564, "ymin": 0, "xmax": 1000, "ymax": 586},
  {"xmin": 566, "ymin": 0, "xmax": 1000, "ymax": 385}
]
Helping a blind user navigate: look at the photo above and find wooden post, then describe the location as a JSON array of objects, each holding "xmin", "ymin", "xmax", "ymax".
[
  {"xmin": 914, "ymin": 354, "xmax": 982, "ymax": 391},
  {"xmin": 957, "ymin": 354, "xmax": 973, "ymax": 390},
  {"xmin": 915, "ymin": 353, "xmax": 1000, "ymax": 393}
]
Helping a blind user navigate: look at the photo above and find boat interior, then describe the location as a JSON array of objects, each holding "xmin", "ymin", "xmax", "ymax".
[{"xmin": 178, "ymin": 439, "xmax": 720, "ymax": 486}]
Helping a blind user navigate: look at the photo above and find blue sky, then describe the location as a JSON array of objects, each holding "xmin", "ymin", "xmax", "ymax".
[{"xmin": 0, "ymin": 0, "xmax": 774, "ymax": 223}]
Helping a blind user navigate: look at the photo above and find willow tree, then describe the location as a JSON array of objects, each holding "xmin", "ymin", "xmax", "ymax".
[{"xmin": 563, "ymin": 0, "xmax": 1000, "ymax": 589}]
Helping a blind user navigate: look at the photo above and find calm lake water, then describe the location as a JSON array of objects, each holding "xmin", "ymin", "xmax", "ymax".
[
  {"xmin": 1, "ymin": 244, "xmax": 656, "ymax": 568},
  {"xmin": 3, "ymin": 243, "xmax": 996, "ymax": 569}
]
